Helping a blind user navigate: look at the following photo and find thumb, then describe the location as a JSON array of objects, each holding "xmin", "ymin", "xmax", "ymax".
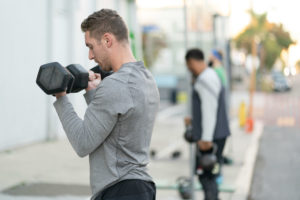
[{"xmin": 94, "ymin": 73, "xmax": 101, "ymax": 80}]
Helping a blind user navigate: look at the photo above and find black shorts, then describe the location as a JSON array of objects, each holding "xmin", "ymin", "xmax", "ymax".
[{"xmin": 95, "ymin": 179, "xmax": 156, "ymax": 200}]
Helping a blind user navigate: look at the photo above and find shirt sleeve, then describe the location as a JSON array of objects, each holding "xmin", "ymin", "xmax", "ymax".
[
  {"xmin": 83, "ymin": 88, "xmax": 96, "ymax": 105},
  {"xmin": 194, "ymin": 77, "xmax": 221, "ymax": 142},
  {"xmin": 53, "ymin": 79, "xmax": 133, "ymax": 157}
]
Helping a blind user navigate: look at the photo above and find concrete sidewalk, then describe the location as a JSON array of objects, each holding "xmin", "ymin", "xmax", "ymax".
[{"xmin": 0, "ymin": 91, "xmax": 265, "ymax": 200}]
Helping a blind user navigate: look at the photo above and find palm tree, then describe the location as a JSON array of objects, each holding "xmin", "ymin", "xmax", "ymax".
[{"xmin": 234, "ymin": 10, "xmax": 294, "ymax": 71}]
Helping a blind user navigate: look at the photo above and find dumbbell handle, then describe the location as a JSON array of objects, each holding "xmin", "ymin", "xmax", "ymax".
[
  {"xmin": 90, "ymin": 65, "xmax": 113, "ymax": 80},
  {"xmin": 66, "ymin": 65, "xmax": 112, "ymax": 93}
]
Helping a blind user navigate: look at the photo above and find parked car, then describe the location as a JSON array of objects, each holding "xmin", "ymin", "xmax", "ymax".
[{"xmin": 271, "ymin": 71, "xmax": 291, "ymax": 92}]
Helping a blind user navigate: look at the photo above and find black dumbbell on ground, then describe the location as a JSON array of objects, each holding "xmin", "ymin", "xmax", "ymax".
[{"xmin": 36, "ymin": 62, "xmax": 112, "ymax": 95}]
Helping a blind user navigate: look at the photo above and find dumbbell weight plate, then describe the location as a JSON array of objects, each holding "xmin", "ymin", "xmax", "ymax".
[
  {"xmin": 65, "ymin": 64, "xmax": 89, "ymax": 93},
  {"xmin": 36, "ymin": 62, "xmax": 74, "ymax": 95}
]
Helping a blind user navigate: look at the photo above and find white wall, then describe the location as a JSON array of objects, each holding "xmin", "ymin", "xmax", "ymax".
[
  {"xmin": 0, "ymin": 0, "xmax": 49, "ymax": 150},
  {"xmin": 0, "ymin": 0, "xmax": 139, "ymax": 151}
]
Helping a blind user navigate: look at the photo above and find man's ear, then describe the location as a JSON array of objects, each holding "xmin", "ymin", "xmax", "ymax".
[{"xmin": 102, "ymin": 33, "xmax": 113, "ymax": 48}]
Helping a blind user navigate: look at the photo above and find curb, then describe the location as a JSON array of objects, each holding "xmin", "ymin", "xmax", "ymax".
[{"xmin": 230, "ymin": 120, "xmax": 264, "ymax": 200}]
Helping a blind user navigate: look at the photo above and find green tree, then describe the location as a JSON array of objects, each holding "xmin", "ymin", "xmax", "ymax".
[
  {"xmin": 142, "ymin": 28, "xmax": 167, "ymax": 68},
  {"xmin": 234, "ymin": 10, "xmax": 295, "ymax": 70}
]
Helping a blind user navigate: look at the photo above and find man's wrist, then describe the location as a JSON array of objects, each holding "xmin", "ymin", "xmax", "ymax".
[
  {"xmin": 85, "ymin": 87, "xmax": 94, "ymax": 92},
  {"xmin": 198, "ymin": 140, "xmax": 213, "ymax": 151},
  {"xmin": 85, "ymin": 88, "xmax": 96, "ymax": 94},
  {"xmin": 55, "ymin": 92, "xmax": 67, "ymax": 99}
]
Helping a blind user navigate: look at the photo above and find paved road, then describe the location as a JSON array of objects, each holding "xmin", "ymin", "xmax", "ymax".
[
  {"xmin": 249, "ymin": 126, "xmax": 300, "ymax": 200},
  {"xmin": 263, "ymin": 93, "xmax": 300, "ymax": 127},
  {"xmin": 249, "ymin": 75, "xmax": 300, "ymax": 200}
]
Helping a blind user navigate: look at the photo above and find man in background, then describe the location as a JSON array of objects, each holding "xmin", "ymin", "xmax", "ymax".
[
  {"xmin": 184, "ymin": 48, "xmax": 230, "ymax": 200},
  {"xmin": 208, "ymin": 49, "xmax": 227, "ymax": 87}
]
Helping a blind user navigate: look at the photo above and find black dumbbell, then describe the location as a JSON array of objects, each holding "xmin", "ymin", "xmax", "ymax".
[
  {"xmin": 176, "ymin": 177, "xmax": 192, "ymax": 200},
  {"xmin": 183, "ymin": 124, "xmax": 196, "ymax": 143},
  {"xmin": 36, "ymin": 62, "xmax": 112, "ymax": 95},
  {"xmin": 36, "ymin": 62, "xmax": 74, "ymax": 95},
  {"xmin": 36, "ymin": 62, "xmax": 88, "ymax": 94},
  {"xmin": 197, "ymin": 144, "xmax": 218, "ymax": 171}
]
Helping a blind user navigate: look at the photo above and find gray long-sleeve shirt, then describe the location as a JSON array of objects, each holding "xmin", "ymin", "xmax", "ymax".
[{"xmin": 53, "ymin": 61, "xmax": 160, "ymax": 199}]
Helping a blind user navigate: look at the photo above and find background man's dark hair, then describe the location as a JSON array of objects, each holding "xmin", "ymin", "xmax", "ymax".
[
  {"xmin": 81, "ymin": 9, "xmax": 129, "ymax": 42},
  {"xmin": 185, "ymin": 48, "xmax": 205, "ymax": 61}
]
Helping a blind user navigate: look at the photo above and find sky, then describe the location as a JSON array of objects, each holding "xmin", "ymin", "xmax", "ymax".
[{"xmin": 137, "ymin": 0, "xmax": 300, "ymax": 65}]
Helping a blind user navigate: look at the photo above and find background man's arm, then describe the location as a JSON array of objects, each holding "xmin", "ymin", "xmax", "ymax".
[{"xmin": 195, "ymin": 77, "xmax": 220, "ymax": 150}]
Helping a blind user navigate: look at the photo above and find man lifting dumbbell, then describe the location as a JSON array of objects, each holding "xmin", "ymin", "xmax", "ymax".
[{"xmin": 37, "ymin": 9, "xmax": 159, "ymax": 200}]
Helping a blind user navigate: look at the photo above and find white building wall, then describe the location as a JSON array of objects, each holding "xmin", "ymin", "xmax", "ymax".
[{"xmin": 0, "ymin": 0, "xmax": 49, "ymax": 151}]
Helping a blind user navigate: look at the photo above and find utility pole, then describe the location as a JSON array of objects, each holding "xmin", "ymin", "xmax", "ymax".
[
  {"xmin": 246, "ymin": 0, "xmax": 256, "ymax": 133},
  {"xmin": 183, "ymin": 0, "xmax": 195, "ymax": 199}
]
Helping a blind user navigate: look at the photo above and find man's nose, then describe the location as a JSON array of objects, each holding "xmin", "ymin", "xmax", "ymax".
[{"xmin": 89, "ymin": 50, "xmax": 94, "ymax": 60}]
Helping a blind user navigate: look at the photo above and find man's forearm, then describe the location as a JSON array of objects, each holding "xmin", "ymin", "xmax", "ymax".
[
  {"xmin": 53, "ymin": 96, "xmax": 98, "ymax": 157},
  {"xmin": 196, "ymin": 84, "xmax": 219, "ymax": 142},
  {"xmin": 53, "ymin": 87, "xmax": 118, "ymax": 158},
  {"xmin": 84, "ymin": 89, "xmax": 96, "ymax": 105}
]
